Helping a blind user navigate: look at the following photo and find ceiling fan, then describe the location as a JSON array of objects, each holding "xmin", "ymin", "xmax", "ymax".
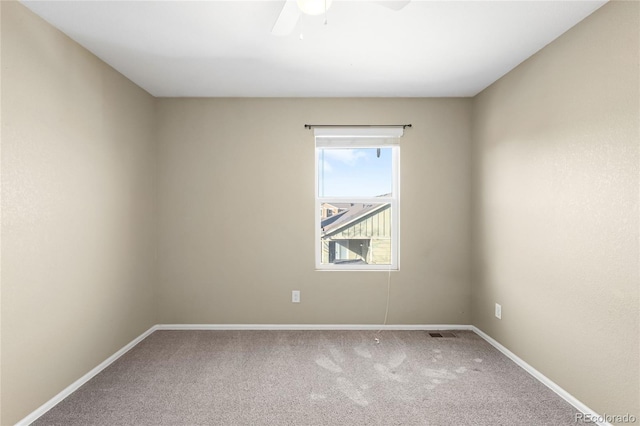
[{"xmin": 271, "ymin": 0, "xmax": 411, "ymax": 36}]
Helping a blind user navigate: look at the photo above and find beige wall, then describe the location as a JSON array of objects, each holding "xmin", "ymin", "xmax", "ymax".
[
  {"xmin": 471, "ymin": 0, "xmax": 639, "ymax": 420},
  {"xmin": 156, "ymin": 98, "xmax": 472, "ymax": 325},
  {"xmin": 1, "ymin": 2, "xmax": 157, "ymax": 424}
]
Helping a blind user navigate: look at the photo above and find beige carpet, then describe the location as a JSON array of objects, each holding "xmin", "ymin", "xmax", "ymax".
[{"xmin": 33, "ymin": 330, "xmax": 582, "ymax": 425}]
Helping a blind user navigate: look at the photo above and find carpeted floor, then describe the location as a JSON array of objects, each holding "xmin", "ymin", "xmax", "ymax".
[{"xmin": 33, "ymin": 330, "xmax": 582, "ymax": 425}]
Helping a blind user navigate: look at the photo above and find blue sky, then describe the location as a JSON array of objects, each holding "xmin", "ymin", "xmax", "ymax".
[{"xmin": 318, "ymin": 148, "xmax": 392, "ymax": 197}]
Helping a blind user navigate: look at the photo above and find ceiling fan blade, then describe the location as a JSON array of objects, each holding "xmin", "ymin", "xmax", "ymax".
[
  {"xmin": 271, "ymin": 0, "xmax": 302, "ymax": 36},
  {"xmin": 375, "ymin": 0, "xmax": 411, "ymax": 11}
]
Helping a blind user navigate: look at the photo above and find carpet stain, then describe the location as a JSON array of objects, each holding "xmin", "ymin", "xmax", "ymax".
[
  {"xmin": 388, "ymin": 352, "xmax": 407, "ymax": 368},
  {"xmin": 422, "ymin": 368, "xmax": 458, "ymax": 381},
  {"xmin": 315, "ymin": 337, "xmax": 480, "ymax": 408},
  {"xmin": 354, "ymin": 346, "xmax": 372, "ymax": 359},
  {"xmin": 310, "ymin": 393, "xmax": 326, "ymax": 400},
  {"xmin": 336, "ymin": 377, "xmax": 369, "ymax": 406},
  {"xmin": 329, "ymin": 347, "xmax": 345, "ymax": 364},
  {"xmin": 374, "ymin": 363, "xmax": 408, "ymax": 383},
  {"xmin": 316, "ymin": 355, "xmax": 343, "ymax": 373}
]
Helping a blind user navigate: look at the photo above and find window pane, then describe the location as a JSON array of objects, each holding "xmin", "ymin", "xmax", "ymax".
[
  {"xmin": 320, "ymin": 202, "xmax": 392, "ymax": 265},
  {"xmin": 318, "ymin": 148, "xmax": 393, "ymax": 197}
]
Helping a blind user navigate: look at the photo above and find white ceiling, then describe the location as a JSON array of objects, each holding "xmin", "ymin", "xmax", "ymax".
[{"xmin": 21, "ymin": 0, "xmax": 607, "ymax": 97}]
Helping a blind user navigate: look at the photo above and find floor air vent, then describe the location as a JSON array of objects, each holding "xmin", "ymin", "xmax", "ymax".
[{"xmin": 428, "ymin": 331, "xmax": 457, "ymax": 338}]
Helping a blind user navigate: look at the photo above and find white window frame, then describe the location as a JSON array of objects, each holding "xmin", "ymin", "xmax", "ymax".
[{"xmin": 314, "ymin": 127, "xmax": 401, "ymax": 271}]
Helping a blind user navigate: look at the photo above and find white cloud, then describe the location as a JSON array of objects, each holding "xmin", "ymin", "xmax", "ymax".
[{"xmin": 323, "ymin": 149, "xmax": 368, "ymax": 166}]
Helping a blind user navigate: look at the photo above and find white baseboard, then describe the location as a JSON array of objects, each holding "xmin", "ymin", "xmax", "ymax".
[
  {"xmin": 156, "ymin": 323, "xmax": 474, "ymax": 331},
  {"xmin": 15, "ymin": 325, "xmax": 158, "ymax": 426},
  {"xmin": 471, "ymin": 326, "xmax": 611, "ymax": 426},
  {"xmin": 16, "ymin": 324, "xmax": 609, "ymax": 426}
]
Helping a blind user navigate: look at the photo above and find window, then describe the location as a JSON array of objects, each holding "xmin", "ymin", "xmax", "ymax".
[{"xmin": 314, "ymin": 127, "xmax": 402, "ymax": 270}]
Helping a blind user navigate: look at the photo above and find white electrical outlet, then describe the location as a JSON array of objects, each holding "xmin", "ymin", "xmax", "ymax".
[
  {"xmin": 495, "ymin": 303, "xmax": 502, "ymax": 319},
  {"xmin": 292, "ymin": 290, "xmax": 300, "ymax": 303}
]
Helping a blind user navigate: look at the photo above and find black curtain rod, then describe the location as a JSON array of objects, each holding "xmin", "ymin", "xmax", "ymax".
[{"xmin": 304, "ymin": 124, "xmax": 412, "ymax": 129}]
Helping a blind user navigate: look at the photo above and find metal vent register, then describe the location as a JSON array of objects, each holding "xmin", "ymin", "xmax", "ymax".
[{"xmin": 428, "ymin": 331, "xmax": 457, "ymax": 338}]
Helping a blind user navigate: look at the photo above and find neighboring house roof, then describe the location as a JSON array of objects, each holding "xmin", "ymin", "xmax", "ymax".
[
  {"xmin": 321, "ymin": 202, "xmax": 352, "ymax": 210},
  {"xmin": 321, "ymin": 202, "xmax": 390, "ymax": 237}
]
